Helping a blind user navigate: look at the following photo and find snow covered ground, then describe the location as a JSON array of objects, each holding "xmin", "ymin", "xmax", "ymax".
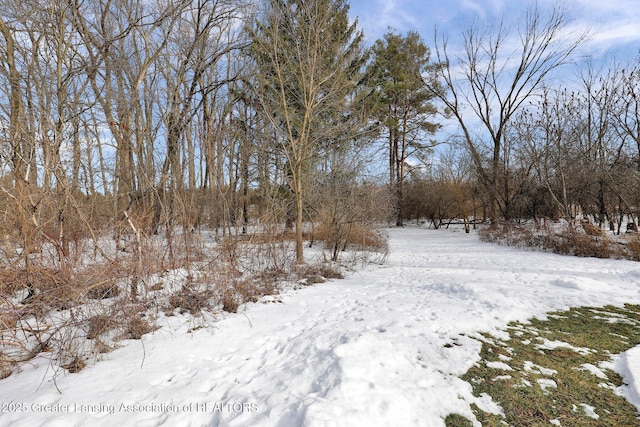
[{"xmin": 2, "ymin": 227, "xmax": 640, "ymax": 427}]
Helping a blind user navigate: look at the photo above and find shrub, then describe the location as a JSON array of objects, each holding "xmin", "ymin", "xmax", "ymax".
[
  {"xmin": 0, "ymin": 215, "xmax": 356, "ymax": 378},
  {"xmin": 123, "ymin": 315, "xmax": 156, "ymax": 340},
  {"xmin": 624, "ymin": 235, "xmax": 640, "ymax": 261},
  {"xmin": 559, "ymin": 226, "xmax": 615, "ymax": 258},
  {"xmin": 478, "ymin": 220, "xmax": 629, "ymax": 260},
  {"xmin": 221, "ymin": 288, "xmax": 239, "ymax": 313},
  {"xmin": 86, "ymin": 315, "xmax": 118, "ymax": 340},
  {"xmin": 168, "ymin": 286, "xmax": 213, "ymax": 314}
]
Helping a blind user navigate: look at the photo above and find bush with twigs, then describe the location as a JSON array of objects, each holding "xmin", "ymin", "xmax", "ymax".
[{"xmin": 477, "ymin": 219, "xmax": 640, "ymax": 260}]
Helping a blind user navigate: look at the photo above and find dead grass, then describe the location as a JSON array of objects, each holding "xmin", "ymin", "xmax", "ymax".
[
  {"xmin": 235, "ymin": 278, "xmax": 275, "ymax": 303},
  {"xmin": 313, "ymin": 223, "xmax": 388, "ymax": 253},
  {"xmin": 0, "ymin": 220, "xmax": 367, "ymax": 379},
  {"xmin": 295, "ymin": 263, "xmax": 344, "ymax": 282},
  {"xmin": 0, "ymin": 353, "xmax": 17, "ymax": 380},
  {"xmin": 62, "ymin": 356, "xmax": 86, "ymax": 373},
  {"xmin": 444, "ymin": 414, "xmax": 473, "ymax": 427},
  {"xmin": 86, "ymin": 280, "xmax": 120, "ymax": 300},
  {"xmin": 221, "ymin": 288, "xmax": 240, "ymax": 313},
  {"xmin": 217, "ymin": 276, "xmax": 278, "ymax": 313},
  {"xmin": 86, "ymin": 314, "xmax": 118, "ymax": 340},
  {"xmin": 168, "ymin": 285, "xmax": 214, "ymax": 314},
  {"xmin": 478, "ymin": 221, "xmax": 637, "ymax": 261},
  {"xmin": 122, "ymin": 315, "xmax": 157, "ymax": 340}
]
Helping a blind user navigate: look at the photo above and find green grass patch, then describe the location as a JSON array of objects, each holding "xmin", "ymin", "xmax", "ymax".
[{"xmin": 445, "ymin": 304, "xmax": 640, "ymax": 426}]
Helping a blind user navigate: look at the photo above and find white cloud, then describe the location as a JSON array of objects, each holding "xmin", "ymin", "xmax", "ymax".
[
  {"xmin": 350, "ymin": 0, "xmax": 640, "ymax": 64},
  {"xmin": 567, "ymin": 0, "xmax": 640, "ymax": 48},
  {"xmin": 351, "ymin": 0, "xmax": 421, "ymax": 41},
  {"xmin": 456, "ymin": 0, "xmax": 508, "ymax": 18}
]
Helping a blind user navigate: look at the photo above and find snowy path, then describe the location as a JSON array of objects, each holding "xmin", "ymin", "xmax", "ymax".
[{"xmin": 2, "ymin": 228, "xmax": 640, "ymax": 426}]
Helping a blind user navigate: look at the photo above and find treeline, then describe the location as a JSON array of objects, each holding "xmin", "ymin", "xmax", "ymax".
[
  {"xmin": 0, "ymin": 0, "xmax": 402, "ymax": 374},
  {"xmin": 1, "ymin": 0, "xmax": 639, "ymax": 268},
  {"xmin": 403, "ymin": 5, "xmax": 640, "ymax": 232},
  {"xmin": 0, "ymin": 0, "xmax": 402, "ymax": 272},
  {"xmin": 404, "ymin": 62, "xmax": 640, "ymax": 233}
]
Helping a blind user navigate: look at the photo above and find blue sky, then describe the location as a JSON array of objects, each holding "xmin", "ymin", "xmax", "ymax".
[
  {"xmin": 347, "ymin": 0, "xmax": 640, "ymax": 171},
  {"xmin": 348, "ymin": 0, "xmax": 640, "ymax": 63}
]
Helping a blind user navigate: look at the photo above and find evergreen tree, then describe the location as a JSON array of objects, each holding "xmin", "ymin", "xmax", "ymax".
[
  {"xmin": 367, "ymin": 31, "xmax": 441, "ymax": 226},
  {"xmin": 249, "ymin": 0, "xmax": 366, "ymax": 262}
]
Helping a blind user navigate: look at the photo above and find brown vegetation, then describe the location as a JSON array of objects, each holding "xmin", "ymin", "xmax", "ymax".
[{"xmin": 478, "ymin": 220, "xmax": 640, "ymax": 261}]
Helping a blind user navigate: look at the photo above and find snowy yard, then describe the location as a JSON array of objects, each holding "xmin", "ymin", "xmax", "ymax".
[{"xmin": 2, "ymin": 227, "xmax": 640, "ymax": 426}]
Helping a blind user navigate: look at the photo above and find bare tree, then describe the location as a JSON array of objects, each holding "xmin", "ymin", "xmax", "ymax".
[
  {"xmin": 573, "ymin": 64, "xmax": 638, "ymax": 229},
  {"xmin": 514, "ymin": 87, "xmax": 577, "ymax": 219},
  {"xmin": 429, "ymin": 4, "xmax": 586, "ymax": 224},
  {"xmin": 614, "ymin": 61, "xmax": 640, "ymax": 162}
]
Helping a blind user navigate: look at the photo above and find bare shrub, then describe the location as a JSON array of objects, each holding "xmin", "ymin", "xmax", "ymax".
[
  {"xmin": 314, "ymin": 222, "xmax": 388, "ymax": 256},
  {"xmin": 86, "ymin": 315, "xmax": 118, "ymax": 340},
  {"xmin": 624, "ymin": 236, "xmax": 640, "ymax": 261},
  {"xmin": 0, "ymin": 269, "xmax": 27, "ymax": 297},
  {"xmin": 559, "ymin": 226, "xmax": 613, "ymax": 258},
  {"xmin": 20, "ymin": 267, "xmax": 77, "ymax": 310},
  {"xmin": 581, "ymin": 220, "xmax": 603, "ymax": 237},
  {"xmin": 221, "ymin": 288, "xmax": 240, "ymax": 313},
  {"xmin": 123, "ymin": 315, "xmax": 156, "ymax": 340},
  {"xmin": 0, "ymin": 197, "xmax": 359, "ymax": 379},
  {"xmin": 309, "ymin": 176, "xmax": 392, "ymax": 263},
  {"xmin": 168, "ymin": 285, "xmax": 214, "ymax": 314},
  {"xmin": 477, "ymin": 226, "xmax": 500, "ymax": 243},
  {"xmin": 479, "ymin": 221, "xmax": 626, "ymax": 260},
  {"xmin": 0, "ymin": 310, "xmax": 17, "ymax": 332},
  {"xmin": 0, "ymin": 301, "xmax": 22, "ymax": 378},
  {"xmin": 347, "ymin": 225, "xmax": 388, "ymax": 251},
  {"xmin": 62, "ymin": 356, "xmax": 86, "ymax": 373}
]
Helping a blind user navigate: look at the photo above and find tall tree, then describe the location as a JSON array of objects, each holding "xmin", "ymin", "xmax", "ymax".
[
  {"xmin": 428, "ymin": 4, "xmax": 586, "ymax": 224},
  {"xmin": 367, "ymin": 30, "xmax": 440, "ymax": 226},
  {"xmin": 615, "ymin": 61, "xmax": 640, "ymax": 164},
  {"xmin": 249, "ymin": 0, "xmax": 366, "ymax": 263},
  {"xmin": 513, "ymin": 87, "xmax": 578, "ymax": 219}
]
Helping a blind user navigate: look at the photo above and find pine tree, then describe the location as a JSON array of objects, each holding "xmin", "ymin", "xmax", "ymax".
[
  {"xmin": 249, "ymin": 0, "xmax": 366, "ymax": 262},
  {"xmin": 367, "ymin": 31, "xmax": 441, "ymax": 226}
]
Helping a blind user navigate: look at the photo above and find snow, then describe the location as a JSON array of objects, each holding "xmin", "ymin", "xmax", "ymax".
[
  {"xmin": 523, "ymin": 361, "xmax": 558, "ymax": 377},
  {"xmin": 486, "ymin": 361, "xmax": 513, "ymax": 371},
  {"xmin": 535, "ymin": 339, "xmax": 592, "ymax": 356},
  {"xmin": 579, "ymin": 403, "xmax": 599, "ymax": 419},
  {"xmin": 1, "ymin": 227, "xmax": 640, "ymax": 427},
  {"xmin": 612, "ymin": 345, "xmax": 640, "ymax": 412},
  {"xmin": 578, "ymin": 363, "xmax": 608, "ymax": 380},
  {"xmin": 537, "ymin": 378, "xmax": 558, "ymax": 391}
]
